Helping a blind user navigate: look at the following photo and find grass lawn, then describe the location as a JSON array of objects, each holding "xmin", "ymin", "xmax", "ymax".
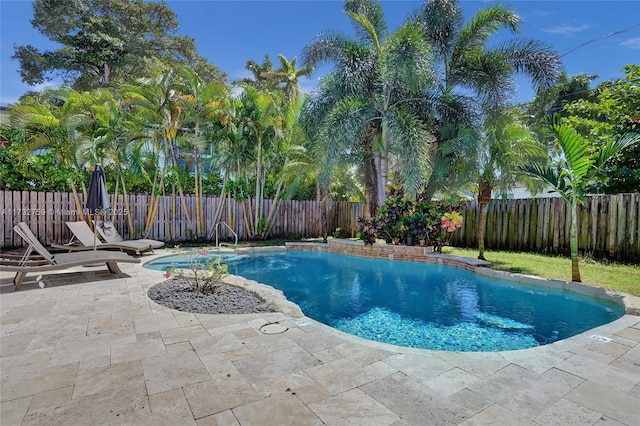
[{"xmin": 446, "ymin": 247, "xmax": 640, "ymax": 297}]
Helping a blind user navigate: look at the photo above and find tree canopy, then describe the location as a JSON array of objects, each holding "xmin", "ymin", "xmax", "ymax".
[{"xmin": 12, "ymin": 0, "xmax": 225, "ymax": 90}]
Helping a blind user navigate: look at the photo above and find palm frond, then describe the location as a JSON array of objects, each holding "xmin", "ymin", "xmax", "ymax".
[
  {"xmin": 519, "ymin": 163, "xmax": 562, "ymax": 193},
  {"xmin": 553, "ymin": 123, "xmax": 593, "ymax": 180},
  {"xmin": 302, "ymin": 32, "xmax": 358, "ymax": 68},
  {"xmin": 344, "ymin": 0, "xmax": 388, "ymax": 43},
  {"xmin": 380, "ymin": 22, "xmax": 434, "ymax": 95},
  {"xmin": 595, "ymin": 132, "xmax": 640, "ymax": 170},
  {"xmin": 451, "ymin": 4, "xmax": 519, "ymax": 70},
  {"xmin": 414, "ymin": 0, "xmax": 463, "ymax": 58},
  {"xmin": 387, "ymin": 108, "xmax": 432, "ymax": 196},
  {"xmin": 499, "ymin": 38, "xmax": 562, "ymax": 89}
]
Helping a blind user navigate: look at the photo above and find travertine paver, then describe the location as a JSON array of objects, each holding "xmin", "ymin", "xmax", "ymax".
[
  {"xmin": 1, "ymin": 253, "xmax": 639, "ymax": 425},
  {"xmin": 141, "ymin": 348, "xmax": 212, "ymax": 395},
  {"xmin": 233, "ymin": 392, "xmax": 323, "ymax": 426},
  {"xmin": 308, "ymin": 388, "xmax": 400, "ymax": 425}
]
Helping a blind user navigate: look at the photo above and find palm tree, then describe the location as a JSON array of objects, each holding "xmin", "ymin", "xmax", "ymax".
[
  {"xmin": 265, "ymin": 54, "xmax": 314, "ymax": 105},
  {"xmin": 414, "ymin": 0, "xmax": 561, "ymax": 200},
  {"xmin": 10, "ymin": 87, "xmax": 90, "ymax": 220},
  {"xmin": 520, "ymin": 121, "xmax": 639, "ymax": 281},
  {"xmin": 476, "ymin": 109, "xmax": 546, "ymax": 260},
  {"xmin": 122, "ymin": 70, "xmax": 196, "ymax": 239},
  {"xmin": 236, "ymin": 55, "xmax": 277, "ymax": 92},
  {"xmin": 303, "ymin": 0, "xmax": 434, "ymax": 214}
]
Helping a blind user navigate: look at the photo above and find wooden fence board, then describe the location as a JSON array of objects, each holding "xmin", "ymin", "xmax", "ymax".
[{"xmin": 2, "ymin": 190, "xmax": 638, "ymax": 262}]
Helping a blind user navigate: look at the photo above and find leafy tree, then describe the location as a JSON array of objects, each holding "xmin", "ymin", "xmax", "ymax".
[
  {"xmin": 521, "ymin": 121, "xmax": 639, "ymax": 282},
  {"xmin": 564, "ymin": 65, "xmax": 640, "ymax": 193},
  {"xmin": 524, "ymin": 71, "xmax": 597, "ymax": 144},
  {"xmin": 13, "ymin": 0, "xmax": 225, "ymax": 90}
]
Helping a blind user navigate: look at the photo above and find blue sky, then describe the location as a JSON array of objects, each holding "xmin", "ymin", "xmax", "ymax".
[{"xmin": 1, "ymin": 0, "xmax": 639, "ymax": 106}]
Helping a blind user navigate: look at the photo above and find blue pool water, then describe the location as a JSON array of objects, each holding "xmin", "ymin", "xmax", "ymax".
[{"xmin": 145, "ymin": 251, "xmax": 624, "ymax": 352}]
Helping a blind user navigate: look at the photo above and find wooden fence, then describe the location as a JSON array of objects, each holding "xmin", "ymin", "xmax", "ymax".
[
  {"xmin": 1, "ymin": 190, "xmax": 638, "ymax": 262},
  {"xmin": 0, "ymin": 190, "xmax": 363, "ymax": 249},
  {"xmin": 451, "ymin": 193, "xmax": 640, "ymax": 262}
]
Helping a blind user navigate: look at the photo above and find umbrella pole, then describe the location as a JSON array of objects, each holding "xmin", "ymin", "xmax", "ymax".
[{"xmin": 93, "ymin": 214, "xmax": 98, "ymax": 250}]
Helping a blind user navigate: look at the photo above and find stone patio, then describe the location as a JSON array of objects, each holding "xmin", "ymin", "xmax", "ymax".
[{"xmin": 1, "ymin": 253, "xmax": 639, "ymax": 425}]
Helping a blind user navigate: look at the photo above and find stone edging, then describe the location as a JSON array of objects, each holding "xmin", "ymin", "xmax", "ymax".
[{"xmin": 223, "ymin": 274, "xmax": 304, "ymax": 318}]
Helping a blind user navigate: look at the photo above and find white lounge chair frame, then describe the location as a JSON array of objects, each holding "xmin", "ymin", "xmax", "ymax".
[
  {"xmin": 52, "ymin": 221, "xmax": 153, "ymax": 256},
  {"xmin": 94, "ymin": 220, "xmax": 164, "ymax": 249}
]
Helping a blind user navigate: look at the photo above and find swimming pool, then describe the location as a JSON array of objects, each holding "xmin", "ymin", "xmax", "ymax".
[{"xmin": 145, "ymin": 250, "xmax": 624, "ymax": 352}]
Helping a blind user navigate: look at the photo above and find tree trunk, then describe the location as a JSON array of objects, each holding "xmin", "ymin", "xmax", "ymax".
[
  {"xmin": 570, "ymin": 196, "xmax": 582, "ymax": 282},
  {"xmin": 321, "ymin": 186, "xmax": 328, "ymax": 243},
  {"xmin": 120, "ymin": 172, "xmax": 134, "ymax": 236},
  {"xmin": 378, "ymin": 152, "xmax": 388, "ymax": 207},
  {"xmin": 423, "ymin": 141, "xmax": 447, "ymax": 201},
  {"xmin": 477, "ymin": 177, "xmax": 492, "ymax": 260},
  {"xmin": 255, "ymin": 137, "xmax": 262, "ymax": 235},
  {"xmin": 103, "ymin": 62, "xmax": 111, "ymax": 85},
  {"xmin": 422, "ymin": 169, "xmax": 439, "ymax": 202},
  {"xmin": 363, "ymin": 150, "xmax": 379, "ymax": 218}
]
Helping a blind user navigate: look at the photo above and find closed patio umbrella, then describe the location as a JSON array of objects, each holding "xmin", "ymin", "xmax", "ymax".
[{"xmin": 85, "ymin": 165, "xmax": 110, "ymax": 249}]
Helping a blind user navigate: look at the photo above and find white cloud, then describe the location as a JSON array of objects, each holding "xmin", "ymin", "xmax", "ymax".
[
  {"xmin": 233, "ymin": 69, "xmax": 252, "ymax": 82},
  {"xmin": 541, "ymin": 24, "xmax": 589, "ymax": 35},
  {"xmin": 620, "ymin": 37, "xmax": 640, "ymax": 49}
]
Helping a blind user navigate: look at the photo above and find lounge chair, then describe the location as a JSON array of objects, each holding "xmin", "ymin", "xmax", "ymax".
[
  {"xmin": 52, "ymin": 221, "xmax": 153, "ymax": 256},
  {"xmin": 4, "ymin": 222, "xmax": 140, "ymax": 290},
  {"xmin": 95, "ymin": 220, "xmax": 164, "ymax": 249}
]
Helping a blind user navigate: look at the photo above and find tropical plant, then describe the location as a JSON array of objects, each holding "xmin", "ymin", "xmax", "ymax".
[
  {"xmin": 413, "ymin": 0, "xmax": 561, "ymax": 200},
  {"xmin": 303, "ymin": 0, "xmax": 433, "ymax": 214},
  {"xmin": 520, "ymin": 120, "xmax": 639, "ymax": 282},
  {"xmin": 265, "ymin": 54, "xmax": 314, "ymax": 105},
  {"xmin": 9, "ymin": 87, "xmax": 93, "ymax": 219},
  {"xmin": 357, "ymin": 216, "xmax": 379, "ymax": 246},
  {"xmin": 476, "ymin": 109, "xmax": 546, "ymax": 260}
]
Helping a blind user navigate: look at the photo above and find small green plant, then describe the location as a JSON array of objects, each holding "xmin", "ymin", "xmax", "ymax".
[
  {"xmin": 333, "ymin": 228, "xmax": 350, "ymax": 239},
  {"xmin": 164, "ymin": 247, "xmax": 229, "ymax": 293}
]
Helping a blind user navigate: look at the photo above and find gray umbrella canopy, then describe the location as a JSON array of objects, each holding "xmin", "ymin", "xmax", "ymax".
[
  {"xmin": 85, "ymin": 165, "xmax": 110, "ymax": 249},
  {"xmin": 86, "ymin": 165, "xmax": 110, "ymax": 215}
]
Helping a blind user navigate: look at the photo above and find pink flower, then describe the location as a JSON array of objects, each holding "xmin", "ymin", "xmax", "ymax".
[
  {"xmin": 199, "ymin": 249, "xmax": 209, "ymax": 256},
  {"xmin": 163, "ymin": 271, "xmax": 172, "ymax": 278}
]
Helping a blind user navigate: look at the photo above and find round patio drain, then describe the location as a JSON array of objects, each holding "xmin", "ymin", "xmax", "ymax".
[{"xmin": 260, "ymin": 322, "xmax": 288, "ymax": 334}]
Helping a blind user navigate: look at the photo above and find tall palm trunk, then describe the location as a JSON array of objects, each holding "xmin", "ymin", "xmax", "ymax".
[
  {"xmin": 363, "ymin": 149, "xmax": 379, "ymax": 218},
  {"xmin": 320, "ymin": 186, "xmax": 328, "ymax": 243},
  {"xmin": 477, "ymin": 177, "xmax": 492, "ymax": 260},
  {"xmin": 69, "ymin": 180, "xmax": 85, "ymax": 221},
  {"xmin": 254, "ymin": 136, "xmax": 263, "ymax": 236},
  {"xmin": 569, "ymin": 194, "xmax": 581, "ymax": 282},
  {"xmin": 120, "ymin": 172, "xmax": 134, "ymax": 236}
]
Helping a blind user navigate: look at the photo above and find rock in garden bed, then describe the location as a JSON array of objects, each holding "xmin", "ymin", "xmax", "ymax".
[{"xmin": 148, "ymin": 278, "xmax": 275, "ymax": 315}]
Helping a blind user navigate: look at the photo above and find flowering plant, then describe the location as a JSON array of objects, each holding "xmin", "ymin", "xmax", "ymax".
[
  {"xmin": 441, "ymin": 211, "xmax": 463, "ymax": 232},
  {"xmin": 357, "ymin": 217, "xmax": 378, "ymax": 246}
]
